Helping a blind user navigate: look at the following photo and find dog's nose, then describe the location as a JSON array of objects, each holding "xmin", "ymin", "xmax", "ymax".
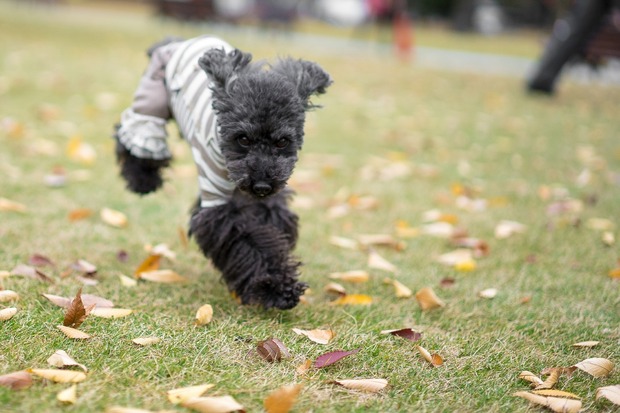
[{"xmin": 252, "ymin": 182, "xmax": 273, "ymax": 197}]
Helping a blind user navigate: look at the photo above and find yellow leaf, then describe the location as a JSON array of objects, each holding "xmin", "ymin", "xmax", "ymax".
[
  {"xmin": 415, "ymin": 287, "xmax": 445, "ymax": 311},
  {"xmin": 0, "ymin": 290, "xmax": 19, "ymax": 302},
  {"xmin": 609, "ymin": 268, "xmax": 620, "ymax": 279},
  {"xmin": 331, "ymin": 378, "xmax": 388, "ymax": 393},
  {"xmin": 416, "ymin": 346, "xmax": 443, "ymax": 367},
  {"xmin": 330, "ymin": 294, "xmax": 373, "ymax": 306},
  {"xmin": 138, "ymin": 269, "xmax": 187, "ymax": 283},
  {"xmin": 28, "ymin": 369, "xmax": 86, "ymax": 383},
  {"xmin": 367, "ymin": 250, "xmax": 397, "ymax": 273},
  {"xmin": 57, "ymin": 384, "xmax": 77, "ymax": 404},
  {"xmin": 535, "ymin": 368, "xmax": 561, "ymax": 390},
  {"xmin": 518, "ymin": 371, "xmax": 544, "ymax": 386},
  {"xmin": 532, "ymin": 389, "xmax": 580, "ymax": 399},
  {"xmin": 573, "ymin": 357, "xmax": 615, "ymax": 378},
  {"xmin": 57, "ymin": 325, "xmax": 91, "ymax": 340},
  {"xmin": 195, "ymin": 304, "xmax": 213, "ymax": 326},
  {"xmin": 513, "ymin": 391, "xmax": 582, "ymax": 413},
  {"xmin": 68, "ymin": 208, "xmax": 93, "ymax": 221},
  {"xmin": 572, "ymin": 341, "xmax": 599, "ymax": 348},
  {"xmin": 167, "ymin": 384, "xmax": 214, "ymax": 404},
  {"xmin": 119, "ymin": 273, "xmax": 138, "ymax": 287},
  {"xmin": 0, "ymin": 197, "xmax": 27, "ymax": 213},
  {"xmin": 328, "ymin": 270, "xmax": 369, "ymax": 283},
  {"xmin": 67, "ymin": 136, "xmax": 96, "ymax": 164},
  {"xmin": 296, "ymin": 360, "xmax": 312, "ymax": 376},
  {"xmin": 132, "ymin": 337, "xmax": 161, "ymax": 346},
  {"xmin": 264, "ymin": 384, "xmax": 302, "ymax": 413},
  {"xmin": 90, "ymin": 308, "xmax": 133, "ymax": 319},
  {"xmin": 0, "ymin": 307, "xmax": 18, "ymax": 321},
  {"xmin": 181, "ymin": 395, "xmax": 244, "ymax": 413},
  {"xmin": 454, "ymin": 259, "xmax": 476, "ymax": 272},
  {"xmin": 292, "ymin": 328, "xmax": 335, "ymax": 345},
  {"xmin": 383, "ymin": 278, "xmax": 412, "ymax": 298},
  {"xmin": 100, "ymin": 208, "xmax": 127, "ymax": 228},
  {"xmin": 596, "ymin": 385, "xmax": 620, "ymax": 406}
]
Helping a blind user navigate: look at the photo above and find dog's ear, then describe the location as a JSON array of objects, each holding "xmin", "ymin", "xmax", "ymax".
[
  {"xmin": 273, "ymin": 58, "xmax": 333, "ymax": 109},
  {"xmin": 198, "ymin": 48, "xmax": 252, "ymax": 90}
]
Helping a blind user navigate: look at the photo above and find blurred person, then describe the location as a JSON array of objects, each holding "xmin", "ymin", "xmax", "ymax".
[{"xmin": 527, "ymin": 0, "xmax": 620, "ymax": 94}]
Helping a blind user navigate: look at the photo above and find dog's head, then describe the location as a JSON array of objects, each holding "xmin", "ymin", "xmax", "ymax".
[{"xmin": 198, "ymin": 49, "xmax": 332, "ymax": 199}]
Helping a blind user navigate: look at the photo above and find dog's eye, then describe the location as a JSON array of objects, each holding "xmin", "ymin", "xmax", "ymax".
[
  {"xmin": 274, "ymin": 138, "xmax": 290, "ymax": 149},
  {"xmin": 237, "ymin": 135, "xmax": 251, "ymax": 147}
]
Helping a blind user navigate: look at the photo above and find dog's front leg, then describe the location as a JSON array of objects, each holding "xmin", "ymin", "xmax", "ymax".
[{"xmin": 190, "ymin": 199, "xmax": 306, "ymax": 310}]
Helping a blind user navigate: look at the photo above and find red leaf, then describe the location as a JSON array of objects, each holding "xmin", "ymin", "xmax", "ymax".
[
  {"xmin": 314, "ymin": 349, "xmax": 360, "ymax": 369},
  {"xmin": 381, "ymin": 328, "xmax": 422, "ymax": 342}
]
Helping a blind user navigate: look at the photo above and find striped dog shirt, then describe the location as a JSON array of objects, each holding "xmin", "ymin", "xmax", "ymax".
[{"xmin": 117, "ymin": 36, "xmax": 235, "ymax": 208}]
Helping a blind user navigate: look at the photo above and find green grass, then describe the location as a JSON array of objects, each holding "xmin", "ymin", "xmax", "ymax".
[{"xmin": 1, "ymin": 2, "xmax": 619, "ymax": 413}]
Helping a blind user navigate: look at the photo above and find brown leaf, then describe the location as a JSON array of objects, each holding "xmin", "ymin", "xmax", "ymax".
[
  {"xmin": 596, "ymin": 385, "xmax": 620, "ymax": 406},
  {"xmin": 513, "ymin": 391, "xmax": 582, "ymax": 413},
  {"xmin": 314, "ymin": 349, "xmax": 360, "ymax": 369},
  {"xmin": 573, "ymin": 357, "xmax": 614, "ymax": 378},
  {"xmin": 47, "ymin": 350, "xmax": 88, "ymax": 372},
  {"xmin": 415, "ymin": 287, "xmax": 445, "ymax": 311},
  {"xmin": 11, "ymin": 264, "xmax": 54, "ymax": 283},
  {"xmin": 0, "ymin": 307, "xmax": 18, "ymax": 321},
  {"xmin": 292, "ymin": 328, "xmax": 335, "ymax": 345},
  {"xmin": 57, "ymin": 325, "xmax": 91, "ymax": 340},
  {"xmin": 417, "ymin": 345, "xmax": 443, "ymax": 367},
  {"xmin": 330, "ymin": 294, "xmax": 373, "ymax": 306},
  {"xmin": 181, "ymin": 395, "xmax": 245, "ymax": 413},
  {"xmin": 263, "ymin": 383, "xmax": 302, "ymax": 413},
  {"xmin": 57, "ymin": 384, "xmax": 77, "ymax": 404},
  {"xmin": 63, "ymin": 288, "xmax": 93, "ymax": 328},
  {"xmin": 28, "ymin": 368, "xmax": 86, "ymax": 383},
  {"xmin": 0, "ymin": 371, "xmax": 33, "ymax": 390},
  {"xmin": 380, "ymin": 328, "xmax": 422, "ymax": 342},
  {"xmin": 167, "ymin": 384, "xmax": 215, "ymax": 404},
  {"xmin": 331, "ymin": 378, "xmax": 388, "ymax": 393},
  {"xmin": 535, "ymin": 368, "xmax": 561, "ymax": 390},
  {"xmin": 518, "ymin": 371, "xmax": 544, "ymax": 387},
  {"xmin": 257, "ymin": 338, "xmax": 290, "ymax": 362},
  {"xmin": 134, "ymin": 254, "xmax": 162, "ymax": 275}
]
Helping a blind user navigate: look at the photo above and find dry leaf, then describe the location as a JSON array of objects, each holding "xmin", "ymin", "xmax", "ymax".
[
  {"xmin": 513, "ymin": 391, "xmax": 582, "ymax": 413},
  {"xmin": 28, "ymin": 254, "xmax": 55, "ymax": 268},
  {"xmin": 167, "ymin": 384, "xmax": 215, "ymax": 404},
  {"xmin": 495, "ymin": 220, "xmax": 526, "ymax": 239},
  {"xmin": 518, "ymin": 371, "xmax": 544, "ymax": 387},
  {"xmin": 0, "ymin": 197, "xmax": 27, "ymax": 213},
  {"xmin": 383, "ymin": 278, "xmax": 412, "ymax": 298},
  {"xmin": 57, "ymin": 325, "xmax": 91, "ymax": 340},
  {"xmin": 296, "ymin": 360, "xmax": 312, "ymax": 376},
  {"xmin": 146, "ymin": 243, "xmax": 177, "ymax": 260},
  {"xmin": 451, "ymin": 237, "xmax": 489, "ymax": 257},
  {"xmin": 328, "ymin": 270, "xmax": 369, "ymax": 283},
  {"xmin": 57, "ymin": 384, "xmax": 77, "ymax": 404},
  {"xmin": 0, "ymin": 290, "xmax": 19, "ymax": 302},
  {"xmin": 314, "ymin": 349, "xmax": 360, "ymax": 368},
  {"xmin": 71, "ymin": 259, "xmax": 97, "ymax": 275},
  {"xmin": 100, "ymin": 208, "xmax": 127, "ymax": 228},
  {"xmin": 532, "ymin": 390, "xmax": 580, "ymax": 399},
  {"xmin": 329, "ymin": 236, "xmax": 358, "ymax": 250},
  {"xmin": 323, "ymin": 282, "xmax": 346, "ymax": 295},
  {"xmin": 436, "ymin": 249, "xmax": 473, "ymax": 266},
  {"xmin": 292, "ymin": 328, "xmax": 335, "ymax": 345},
  {"xmin": 138, "ymin": 269, "xmax": 187, "ymax": 283},
  {"xmin": 68, "ymin": 208, "xmax": 93, "ymax": 221},
  {"xmin": 82, "ymin": 294, "xmax": 114, "ymax": 309},
  {"xmin": 572, "ymin": 341, "xmax": 599, "ymax": 348},
  {"xmin": 28, "ymin": 368, "xmax": 86, "ymax": 383},
  {"xmin": 42, "ymin": 293, "xmax": 72, "ymax": 308},
  {"xmin": 585, "ymin": 218, "xmax": 615, "ymax": 231},
  {"xmin": 0, "ymin": 371, "xmax": 33, "ymax": 390},
  {"xmin": 195, "ymin": 304, "xmax": 213, "ymax": 326},
  {"xmin": 602, "ymin": 231, "xmax": 615, "ymax": 246},
  {"xmin": 90, "ymin": 308, "xmax": 133, "ymax": 319},
  {"xmin": 132, "ymin": 337, "xmax": 161, "ymax": 346},
  {"xmin": 67, "ymin": 136, "xmax": 96, "ymax": 164},
  {"xmin": 367, "ymin": 249, "xmax": 397, "ymax": 272},
  {"xmin": 415, "ymin": 287, "xmax": 445, "ymax": 311},
  {"xmin": 134, "ymin": 254, "xmax": 162, "ymax": 275},
  {"xmin": 609, "ymin": 268, "xmax": 620, "ymax": 279},
  {"xmin": 257, "ymin": 338, "xmax": 290, "ymax": 362},
  {"xmin": 420, "ymin": 222, "xmax": 456, "ymax": 238},
  {"xmin": 417, "ymin": 346, "xmax": 443, "ymax": 367},
  {"xmin": 63, "ymin": 288, "xmax": 93, "ymax": 328},
  {"xmin": 264, "ymin": 383, "xmax": 302, "ymax": 413},
  {"xmin": 0, "ymin": 307, "xmax": 18, "ymax": 321},
  {"xmin": 330, "ymin": 294, "xmax": 373, "ymax": 306},
  {"xmin": 181, "ymin": 395, "xmax": 244, "ymax": 413},
  {"xmin": 119, "ymin": 274, "xmax": 138, "ymax": 287},
  {"xmin": 596, "ymin": 385, "xmax": 620, "ymax": 406},
  {"xmin": 47, "ymin": 350, "xmax": 88, "ymax": 372},
  {"xmin": 331, "ymin": 378, "xmax": 388, "ymax": 393},
  {"xmin": 478, "ymin": 288, "xmax": 498, "ymax": 299},
  {"xmin": 573, "ymin": 357, "xmax": 614, "ymax": 378},
  {"xmin": 536, "ymin": 368, "xmax": 561, "ymax": 390},
  {"xmin": 380, "ymin": 328, "xmax": 422, "ymax": 342},
  {"xmin": 357, "ymin": 234, "xmax": 404, "ymax": 251}
]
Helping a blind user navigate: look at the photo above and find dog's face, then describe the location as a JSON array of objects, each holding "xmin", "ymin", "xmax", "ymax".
[{"xmin": 199, "ymin": 49, "xmax": 332, "ymax": 198}]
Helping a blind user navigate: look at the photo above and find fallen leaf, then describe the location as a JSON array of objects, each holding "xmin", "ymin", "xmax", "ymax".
[
  {"xmin": 531, "ymin": 389, "xmax": 580, "ymax": 399},
  {"xmin": 513, "ymin": 391, "xmax": 582, "ymax": 413},
  {"xmin": 573, "ymin": 357, "xmax": 614, "ymax": 378},
  {"xmin": 436, "ymin": 249, "xmax": 473, "ymax": 266},
  {"xmin": 68, "ymin": 208, "xmax": 93, "ymax": 221},
  {"xmin": 100, "ymin": 207, "xmax": 127, "ymax": 228},
  {"xmin": 47, "ymin": 350, "xmax": 88, "ymax": 372},
  {"xmin": 11, "ymin": 264, "xmax": 53, "ymax": 283},
  {"xmin": 138, "ymin": 269, "xmax": 187, "ymax": 283},
  {"xmin": 181, "ymin": 395, "xmax": 244, "ymax": 413},
  {"xmin": 314, "ymin": 349, "xmax": 360, "ymax": 369},
  {"xmin": 0, "ymin": 371, "xmax": 33, "ymax": 390},
  {"xmin": 585, "ymin": 218, "xmax": 615, "ymax": 231},
  {"xmin": 90, "ymin": 308, "xmax": 133, "ymax": 319},
  {"xmin": 0, "ymin": 197, "xmax": 27, "ymax": 212},
  {"xmin": 63, "ymin": 288, "xmax": 93, "ymax": 329},
  {"xmin": 572, "ymin": 341, "xmax": 599, "ymax": 348},
  {"xmin": 0, "ymin": 290, "xmax": 19, "ymax": 302},
  {"xmin": 119, "ymin": 274, "xmax": 138, "ymax": 287},
  {"xmin": 596, "ymin": 385, "xmax": 620, "ymax": 406},
  {"xmin": 328, "ymin": 270, "xmax": 369, "ymax": 283},
  {"xmin": 383, "ymin": 278, "xmax": 412, "ymax": 298},
  {"xmin": 329, "ymin": 236, "xmax": 359, "ymax": 250},
  {"xmin": 28, "ymin": 254, "xmax": 55, "ymax": 268},
  {"xmin": 57, "ymin": 325, "xmax": 91, "ymax": 340},
  {"xmin": 323, "ymin": 282, "xmax": 346, "ymax": 295},
  {"xmin": 451, "ymin": 237, "xmax": 489, "ymax": 257},
  {"xmin": 331, "ymin": 378, "xmax": 388, "ymax": 393},
  {"xmin": 536, "ymin": 368, "xmax": 561, "ymax": 390},
  {"xmin": 28, "ymin": 368, "xmax": 86, "ymax": 383},
  {"xmin": 57, "ymin": 384, "xmax": 77, "ymax": 404},
  {"xmin": 296, "ymin": 360, "xmax": 312, "ymax": 375},
  {"xmin": 602, "ymin": 231, "xmax": 615, "ymax": 246},
  {"xmin": 367, "ymin": 249, "xmax": 397, "ymax": 272},
  {"xmin": 257, "ymin": 338, "xmax": 290, "ymax": 362},
  {"xmin": 609, "ymin": 268, "xmax": 620, "ymax": 279},
  {"xmin": 330, "ymin": 294, "xmax": 373, "ymax": 306},
  {"xmin": 264, "ymin": 383, "xmax": 302, "ymax": 413},
  {"xmin": 134, "ymin": 254, "xmax": 162, "ymax": 275},
  {"xmin": 0, "ymin": 307, "xmax": 18, "ymax": 321},
  {"xmin": 42, "ymin": 293, "xmax": 72, "ymax": 308},
  {"xmin": 416, "ymin": 345, "xmax": 443, "ymax": 367},
  {"xmin": 132, "ymin": 337, "xmax": 161, "ymax": 346},
  {"xmin": 292, "ymin": 328, "xmax": 335, "ymax": 345},
  {"xmin": 380, "ymin": 328, "xmax": 422, "ymax": 342},
  {"xmin": 145, "ymin": 243, "xmax": 177, "ymax": 260},
  {"xmin": 519, "ymin": 371, "xmax": 544, "ymax": 387},
  {"xmin": 195, "ymin": 304, "xmax": 213, "ymax": 326},
  {"xmin": 357, "ymin": 234, "xmax": 405, "ymax": 251},
  {"xmin": 415, "ymin": 287, "xmax": 445, "ymax": 311},
  {"xmin": 420, "ymin": 222, "xmax": 456, "ymax": 238},
  {"xmin": 478, "ymin": 288, "xmax": 498, "ymax": 299},
  {"xmin": 67, "ymin": 135, "xmax": 96, "ymax": 164},
  {"xmin": 167, "ymin": 384, "xmax": 215, "ymax": 404},
  {"xmin": 71, "ymin": 259, "xmax": 97, "ymax": 275},
  {"xmin": 495, "ymin": 220, "xmax": 526, "ymax": 239}
]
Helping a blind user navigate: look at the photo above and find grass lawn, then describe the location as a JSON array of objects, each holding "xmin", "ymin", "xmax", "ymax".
[{"xmin": 1, "ymin": 2, "xmax": 619, "ymax": 412}]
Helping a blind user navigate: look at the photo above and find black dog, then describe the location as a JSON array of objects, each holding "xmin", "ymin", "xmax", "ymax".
[{"xmin": 114, "ymin": 36, "xmax": 331, "ymax": 309}]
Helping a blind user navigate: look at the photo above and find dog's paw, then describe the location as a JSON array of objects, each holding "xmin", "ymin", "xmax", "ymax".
[{"xmin": 241, "ymin": 276, "xmax": 308, "ymax": 310}]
